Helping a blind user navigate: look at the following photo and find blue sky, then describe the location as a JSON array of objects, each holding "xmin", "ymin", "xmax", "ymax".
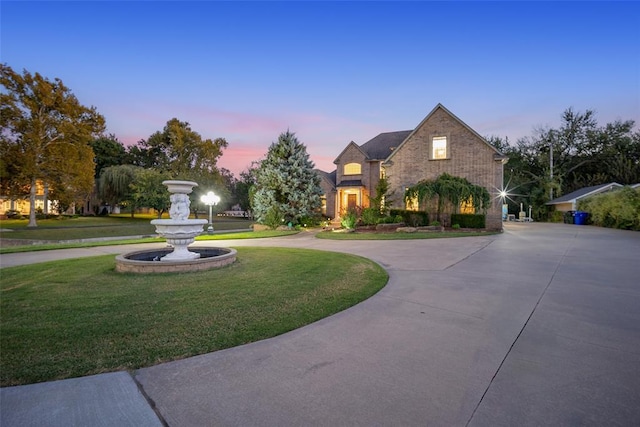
[{"xmin": 2, "ymin": 1, "xmax": 639, "ymax": 177}]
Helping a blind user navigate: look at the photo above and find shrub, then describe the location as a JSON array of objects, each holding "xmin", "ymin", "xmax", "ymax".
[
  {"xmin": 452, "ymin": 224, "xmax": 460, "ymax": 229},
  {"xmin": 578, "ymin": 186, "xmax": 640, "ymax": 230},
  {"xmin": 429, "ymin": 220, "xmax": 440, "ymax": 227},
  {"xmin": 389, "ymin": 209, "xmax": 429, "ymax": 226},
  {"xmin": 340, "ymin": 208, "xmax": 358, "ymax": 229},
  {"xmin": 361, "ymin": 207, "xmax": 381, "ymax": 226},
  {"xmin": 263, "ymin": 205, "xmax": 284, "ymax": 229},
  {"xmin": 5, "ymin": 210, "xmax": 22, "ymax": 219},
  {"xmin": 549, "ymin": 210, "xmax": 564, "ymax": 223},
  {"xmin": 297, "ymin": 215, "xmax": 321, "ymax": 228},
  {"xmin": 450, "ymin": 214, "xmax": 485, "ymax": 228}
]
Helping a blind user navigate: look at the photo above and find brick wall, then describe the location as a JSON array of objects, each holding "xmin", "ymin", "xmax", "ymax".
[{"xmin": 385, "ymin": 107, "xmax": 504, "ymax": 230}]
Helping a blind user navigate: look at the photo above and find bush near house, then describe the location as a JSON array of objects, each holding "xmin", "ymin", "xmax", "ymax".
[
  {"xmin": 450, "ymin": 214, "xmax": 486, "ymax": 229},
  {"xmin": 389, "ymin": 209, "xmax": 430, "ymax": 227},
  {"xmin": 577, "ymin": 186, "xmax": 640, "ymax": 231}
]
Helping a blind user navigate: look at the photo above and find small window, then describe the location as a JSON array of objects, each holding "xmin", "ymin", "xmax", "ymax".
[
  {"xmin": 432, "ymin": 136, "xmax": 447, "ymax": 160},
  {"xmin": 460, "ymin": 197, "xmax": 474, "ymax": 214},
  {"xmin": 344, "ymin": 163, "xmax": 361, "ymax": 175},
  {"xmin": 405, "ymin": 188, "xmax": 419, "ymax": 211}
]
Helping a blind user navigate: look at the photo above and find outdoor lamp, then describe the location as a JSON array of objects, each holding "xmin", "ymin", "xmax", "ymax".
[{"xmin": 200, "ymin": 191, "xmax": 220, "ymax": 234}]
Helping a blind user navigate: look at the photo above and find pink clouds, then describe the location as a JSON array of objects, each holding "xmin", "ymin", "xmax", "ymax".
[{"xmin": 102, "ymin": 100, "xmax": 392, "ymax": 177}]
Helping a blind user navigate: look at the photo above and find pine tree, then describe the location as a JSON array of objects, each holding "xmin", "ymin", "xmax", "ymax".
[{"xmin": 252, "ymin": 131, "xmax": 322, "ymax": 227}]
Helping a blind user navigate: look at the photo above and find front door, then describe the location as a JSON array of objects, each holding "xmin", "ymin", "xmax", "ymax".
[{"xmin": 347, "ymin": 194, "xmax": 357, "ymax": 210}]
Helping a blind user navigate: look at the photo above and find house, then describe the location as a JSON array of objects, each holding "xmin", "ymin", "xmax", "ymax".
[
  {"xmin": 546, "ymin": 182, "xmax": 624, "ymax": 212},
  {"xmin": 317, "ymin": 104, "xmax": 507, "ymax": 230}
]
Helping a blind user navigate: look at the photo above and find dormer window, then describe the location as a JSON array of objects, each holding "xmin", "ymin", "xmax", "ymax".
[{"xmin": 344, "ymin": 163, "xmax": 361, "ymax": 175}]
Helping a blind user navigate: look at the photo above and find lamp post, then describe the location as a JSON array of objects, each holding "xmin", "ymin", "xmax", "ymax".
[{"xmin": 200, "ymin": 191, "xmax": 220, "ymax": 234}]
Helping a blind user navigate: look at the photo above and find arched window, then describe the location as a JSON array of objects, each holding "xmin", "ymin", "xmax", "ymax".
[{"xmin": 344, "ymin": 163, "xmax": 361, "ymax": 175}]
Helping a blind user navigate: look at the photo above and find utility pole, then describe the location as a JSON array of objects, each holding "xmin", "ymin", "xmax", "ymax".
[{"xmin": 550, "ymin": 140, "xmax": 554, "ymax": 200}]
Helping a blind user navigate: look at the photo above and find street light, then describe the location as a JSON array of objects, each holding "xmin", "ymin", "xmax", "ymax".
[{"xmin": 200, "ymin": 191, "xmax": 220, "ymax": 234}]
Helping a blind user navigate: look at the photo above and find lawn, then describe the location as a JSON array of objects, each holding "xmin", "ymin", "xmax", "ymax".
[
  {"xmin": 0, "ymin": 215, "xmax": 291, "ymax": 254},
  {"xmin": 0, "ymin": 215, "xmax": 253, "ymax": 240},
  {"xmin": 0, "ymin": 247, "xmax": 387, "ymax": 386},
  {"xmin": 316, "ymin": 230, "xmax": 498, "ymax": 240}
]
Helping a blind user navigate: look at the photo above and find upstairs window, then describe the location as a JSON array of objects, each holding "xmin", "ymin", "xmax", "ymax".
[
  {"xmin": 432, "ymin": 136, "xmax": 448, "ymax": 160},
  {"xmin": 344, "ymin": 163, "xmax": 361, "ymax": 175}
]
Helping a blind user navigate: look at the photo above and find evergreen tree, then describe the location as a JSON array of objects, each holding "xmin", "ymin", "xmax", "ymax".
[{"xmin": 252, "ymin": 131, "xmax": 322, "ymax": 226}]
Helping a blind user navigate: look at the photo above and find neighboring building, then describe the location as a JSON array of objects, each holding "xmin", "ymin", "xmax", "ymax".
[
  {"xmin": 546, "ymin": 182, "xmax": 624, "ymax": 212},
  {"xmin": 317, "ymin": 104, "xmax": 507, "ymax": 230},
  {"xmin": 0, "ymin": 180, "xmax": 55, "ymax": 216}
]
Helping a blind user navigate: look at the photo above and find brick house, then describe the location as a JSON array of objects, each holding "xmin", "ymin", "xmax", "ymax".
[{"xmin": 316, "ymin": 104, "xmax": 508, "ymax": 230}]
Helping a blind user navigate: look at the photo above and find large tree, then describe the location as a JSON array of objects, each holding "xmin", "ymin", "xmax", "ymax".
[
  {"xmin": 128, "ymin": 118, "xmax": 227, "ymax": 178},
  {"xmin": 98, "ymin": 164, "xmax": 141, "ymax": 215},
  {"xmin": 0, "ymin": 64, "xmax": 105, "ymax": 226},
  {"xmin": 494, "ymin": 108, "xmax": 638, "ymax": 221},
  {"xmin": 90, "ymin": 134, "xmax": 128, "ymax": 179},
  {"xmin": 129, "ymin": 168, "xmax": 171, "ymax": 218},
  {"xmin": 252, "ymin": 130, "xmax": 322, "ymax": 226}
]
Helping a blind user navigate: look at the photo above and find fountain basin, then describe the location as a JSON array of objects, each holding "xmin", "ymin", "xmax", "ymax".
[{"xmin": 115, "ymin": 247, "xmax": 237, "ymax": 273}]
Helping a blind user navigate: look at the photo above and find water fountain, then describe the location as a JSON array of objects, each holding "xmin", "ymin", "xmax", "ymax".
[{"xmin": 115, "ymin": 180, "xmax": 236, "ymax": 273}]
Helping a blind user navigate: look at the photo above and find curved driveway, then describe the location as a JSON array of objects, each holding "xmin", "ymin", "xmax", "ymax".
[{"xmin": 2, "ymin": 223, "xmax": 640, "ymax": 426}]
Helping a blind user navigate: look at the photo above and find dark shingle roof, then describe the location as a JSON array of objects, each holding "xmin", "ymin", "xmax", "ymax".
[
  {"xmin": 546, "ymin": 183, "xmax": 623, "ymax": 205},
  {"xmin": 360, "ymin": 131, "xmax": 412, "ymax": 160},
  {"xmin": 337, "ymin": 180, "xmax": 364, "ymax": 187},
  {"xmin": 315, "ymin": 169, "xmax": 337, "ymax": 187}
]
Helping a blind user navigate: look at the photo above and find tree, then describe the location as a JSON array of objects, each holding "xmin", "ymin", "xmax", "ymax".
[
  {"xmin": 252, "ymin": 131, "xmax": 322, "ymax": 226},
  {"xmin": 405, "ymin": 173, "xmax": 490, "ymax": 222},
  {"xmin": 129, "ymin": 118, "xmax": 227, "ymax": 178},
  {"xmin": 0, "ymin": 64, "xmax": 105, "ymax": 226},
  {"xmin": 98, "ymin": 164, "xmax": 141, "ymax": 215},
  {"xmin": 129, "ymin": 169, "xmax": 171, "ymax": 218},
  {"xmin": 501, "ymin": 108, "xmax": 638, "ymax": 220},
  {"xmin": 233, "ymin": 162, "xmax": 259, "ymax": 214},
  {"xmin": 90, "ymin": 135, "xmax": 128, "ymax": 179},
  {"xmin": 47, "ymin": 141, "xmax": 96, "ymax": 213}
]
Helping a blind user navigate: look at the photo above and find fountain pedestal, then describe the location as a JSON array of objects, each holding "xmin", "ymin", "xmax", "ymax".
[{"xmin": 150, "ymin": 180, "xmax": 207, "ymax": 261}]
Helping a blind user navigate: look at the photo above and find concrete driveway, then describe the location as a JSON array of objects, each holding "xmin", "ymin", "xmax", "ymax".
[{"xmin": 2, "ymin": 223, "xmax": 639, "ymax": 426}]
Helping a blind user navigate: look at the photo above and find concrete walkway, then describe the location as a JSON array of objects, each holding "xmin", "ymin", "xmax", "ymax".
[{"xmin": 1, "ymin": 223, "xmax": 639, "ymax": 426}]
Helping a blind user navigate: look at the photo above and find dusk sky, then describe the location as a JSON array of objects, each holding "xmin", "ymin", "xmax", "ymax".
[{"xmin": 2, "ymin": 1, "xmax": 639, "ymax": 177}]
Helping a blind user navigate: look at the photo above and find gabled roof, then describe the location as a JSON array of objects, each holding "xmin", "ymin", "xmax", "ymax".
[
  {"xmin": 333, "ymin": 141, "xmax": 367, "ymax": 165},
  {"xmin": 315, "ymin": 169, "xmax": 336, "ymax": 188},
  {"xmin": 385, "ymin": 103, "xmax": 506, "ymax": 163},
  {"xmin": 360, "ymin": 130, "xmax": 412, "ymax": 160},
  {"xmin": 546, "ymin": 182, "xmax": 623, "ymax": 205}
]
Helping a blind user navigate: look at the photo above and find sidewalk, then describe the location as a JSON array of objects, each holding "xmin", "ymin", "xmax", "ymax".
[{"xmin": 2, "ymin": 223, "xmax": 640, "ymax": 426}]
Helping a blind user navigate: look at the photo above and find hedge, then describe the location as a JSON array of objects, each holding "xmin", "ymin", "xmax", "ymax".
[
  {"xmin": 450, "ymin": 214, "xmax": 486, "ymax": 228},
  {"xmin": 389, "ymin": 209, "xmax": 429, "ymax": 226}
]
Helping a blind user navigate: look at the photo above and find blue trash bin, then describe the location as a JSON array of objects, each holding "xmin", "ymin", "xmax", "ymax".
[{"xmin": 574, "ymin": 211, "xmax": 588, "ymax": 225}]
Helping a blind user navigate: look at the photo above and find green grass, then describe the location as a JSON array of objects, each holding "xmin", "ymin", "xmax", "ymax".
[
  {"xmin": 316, "ymin": 230, "xmax": 498, "ymax": 240},
  {"xmin": 0, "ymin": 247, "xmax": 387, "ymax": 386},
  {"xmin": 0, "ymin": 215, "xmax": 253, "ymax": 240},
  {"xmin": 0, "ymin": 230, "xmax": 299, "ymax": 254}
]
